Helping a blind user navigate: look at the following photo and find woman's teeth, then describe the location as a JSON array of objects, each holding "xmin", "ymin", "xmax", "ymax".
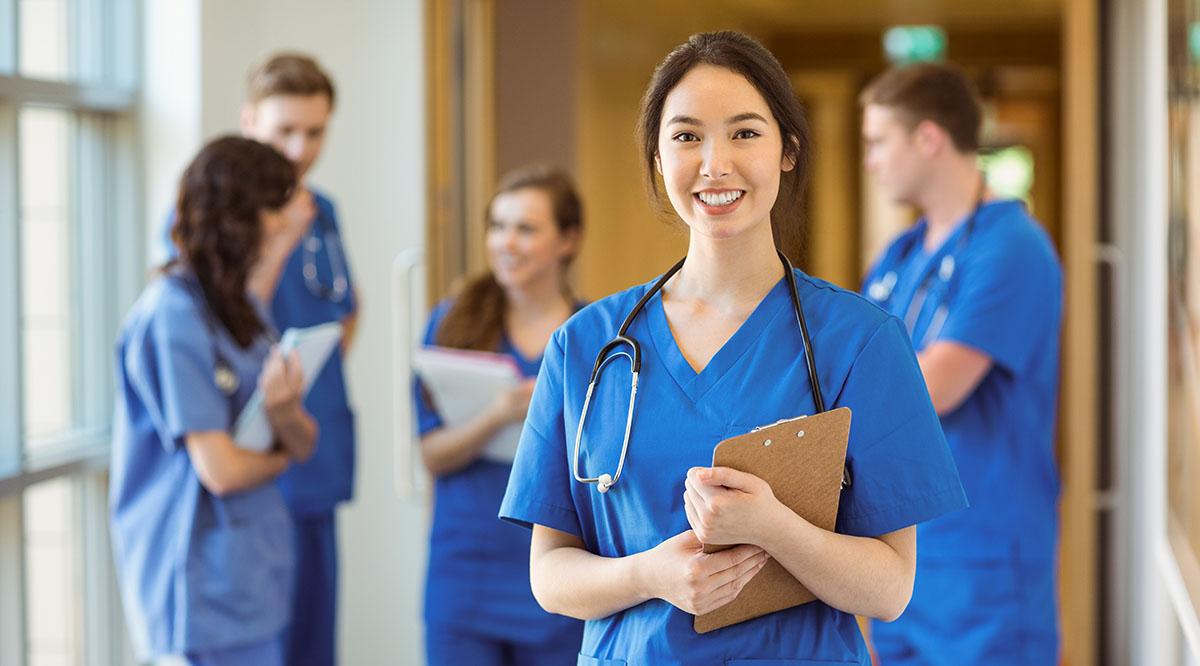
[{"xmin": 698, "ymin": 190, "xmax": 743, "ymax": 206}]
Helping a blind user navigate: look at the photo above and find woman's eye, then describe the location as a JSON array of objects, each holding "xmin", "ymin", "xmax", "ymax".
[
  {"xmin": 673, "ymin": 132, "xmax": 699, "ymax": 142},
  {"xmin": 733, "ymin": 129, "xmax": 760, "ymax": 140}
]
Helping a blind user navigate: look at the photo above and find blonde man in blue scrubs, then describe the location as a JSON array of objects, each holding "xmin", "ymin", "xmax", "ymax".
[{"xmin": 860, "ymin": 62, "xmax": 1064, "ymax": 665}]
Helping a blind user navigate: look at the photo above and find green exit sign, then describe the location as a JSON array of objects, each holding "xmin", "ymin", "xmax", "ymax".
[{"xmin": 883, "ymin": 26, "xmax": 946, "ymax": 64}]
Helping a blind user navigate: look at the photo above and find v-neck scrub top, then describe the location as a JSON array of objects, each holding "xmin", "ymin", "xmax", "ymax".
[{"xmin": 500, "ymin": 269, "xmax": 968, "ymax": 665}]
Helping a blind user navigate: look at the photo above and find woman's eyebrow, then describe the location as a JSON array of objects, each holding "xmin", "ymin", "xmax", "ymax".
[
  {"xmin": 727, "ymin": 112, "xmax": 768, "ymax": 124},
  {"xmin": 666, "ymin": 112, "xmax": 768, "ymax": 126},
  {"xmin": 665, "ymin": 114, "xmax": 701, "ymax": 126}
]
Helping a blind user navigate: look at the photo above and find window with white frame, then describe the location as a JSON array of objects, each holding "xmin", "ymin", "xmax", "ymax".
[{"xmin": 0, "ymin": 1, "xmax": 141, "ymax": 665}]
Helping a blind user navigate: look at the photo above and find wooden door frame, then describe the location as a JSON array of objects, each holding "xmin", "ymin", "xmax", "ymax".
[
  {"xmin": 1059, "ymin": 1, "xmax": 1100, "ymax": 664},
  {"xmin": 425, "ymin": 0, "xmax": 495, "ymax": 305}
]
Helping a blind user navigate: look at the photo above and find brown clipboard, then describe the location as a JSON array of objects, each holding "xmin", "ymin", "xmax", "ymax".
[{"xmin": 693, "ymin": 406, "xmax": 851, "ymax": 634}]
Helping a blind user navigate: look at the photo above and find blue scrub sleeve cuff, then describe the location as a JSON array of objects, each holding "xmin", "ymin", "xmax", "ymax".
[
  {"xmin": 499, "ymin": 499, "xmax": 583, "ymax": 539},
  {"xmin": 838, "ymin": 484, "xmax": 969, "ymax": 538}
]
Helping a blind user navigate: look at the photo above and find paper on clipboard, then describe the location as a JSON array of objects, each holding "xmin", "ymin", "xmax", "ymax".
[
  {"xmin": 232, "ymin": 321, "xmax": 343, "ymax": 452},
  {"xmin": 693, "ymin": 406, "xmax": 852, "ymax": 634},
  {"xmin": 412, "ymin": 346, "xmax": 524, "ymax": 463}
]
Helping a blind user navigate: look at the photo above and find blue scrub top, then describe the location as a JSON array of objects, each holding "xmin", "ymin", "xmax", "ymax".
[
  {"xmin": 862, "ymin": 200, "xmax": 1063, "ymax": 565},
  {"xmin": 499, "ymin": 270, "xmax": 967, "ymax": 665},
  {"xmin": 162, "ymin": 188, "xmax": 357, "ymax": 515},
  {"xmin": 109, "ymin": 270, "xmax": 294, "ymax": 660},
  {"xmin": 415, "ymin": 300, "xmax": 584, "ymax": 644}
]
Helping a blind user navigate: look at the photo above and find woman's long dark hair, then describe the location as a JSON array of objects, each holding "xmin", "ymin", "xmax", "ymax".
[
  {"xmin": 435, "ymin": 165, "xmax": 583, "ymax": 352},
  {"xmin": 636, "ymin": 31, "xmax": 812, "ymax": 261},
  {"xmin": 168, "ymin": 136, "xmax": 296, "ymax": 346}
]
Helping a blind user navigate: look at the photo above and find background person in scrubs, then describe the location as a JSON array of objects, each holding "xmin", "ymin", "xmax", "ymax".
[
  {"xmin": 161, "ymin": 53, "xmax": 358, "ymax": 666},
  {"xmin": 110, "ymin": 137, "xmax": 317, "ymax": 666},
  {"xmin": 499, "ymin": 32, "xmax": 967, "ymax": 665},
  {"xmin": 860, "ymin": 63, "xmax": 1064, "ymax": 665},
  {"xmin": 415, "ymin": 165, "xmax": 586, "ymax": 665}
]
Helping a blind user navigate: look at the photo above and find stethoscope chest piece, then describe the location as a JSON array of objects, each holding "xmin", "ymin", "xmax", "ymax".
[
  {"xmin": 867, "ymin": 271, "xmax": 897, "ymax": 303},
  {"xmin": 938, "ymin": 255, "xmax": 956, "ymax": 281},
  {"xmin": 214, "ymin": 363, "xmax": 239, "ymax": 395}
]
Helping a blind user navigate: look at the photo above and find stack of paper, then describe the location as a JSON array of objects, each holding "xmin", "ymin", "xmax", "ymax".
[
  {"xmin": 413, "ymin": 346, "xmax": 524, "ymax": 463},
  {"xmin": 233, "ymin": 321, "xmax": 343, "ymax": 452}
]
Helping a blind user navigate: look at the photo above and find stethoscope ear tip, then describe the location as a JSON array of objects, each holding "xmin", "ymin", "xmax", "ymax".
[{"xmin": 597, "ymin": 473, "xmax": 613, "ymax": 493}]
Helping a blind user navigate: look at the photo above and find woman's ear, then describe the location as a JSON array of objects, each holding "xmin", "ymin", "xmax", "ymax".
[
  {"xmin": 558, "ymin": 227, "xmax": 582, "ymax": 264},
  {"xmin": 654, "ymin": 153, "xmax": 663, "ymax": 175},
  {"xmin": 781, "ymin": 136, "xmax": 800, "ymax": 173}
]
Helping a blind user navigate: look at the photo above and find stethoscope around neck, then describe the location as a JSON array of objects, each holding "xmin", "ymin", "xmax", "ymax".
[
  {"xmin": 303, "ymin": 215, "xmax": 350, "ymax": 303},
  {"xmin": 571, "ymin": 250, "xmax": 826, "ymax": 494},
  {"xmin": 866, "ymin": 184, "xmax": 988, "ymax": 346}
]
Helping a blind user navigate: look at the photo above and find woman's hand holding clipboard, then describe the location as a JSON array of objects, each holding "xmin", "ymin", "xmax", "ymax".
[{"xmin": 686, "ymin": 407, "xmax": 852, "ymax": 633}]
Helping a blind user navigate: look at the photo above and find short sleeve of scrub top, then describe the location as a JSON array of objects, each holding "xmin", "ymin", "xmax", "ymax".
[
  {"xmin": 133, "ymin": 285, "xmax": 232, "ymax": 445},
  {"xmin": 834, "ymin": 316, "xmax": 968, "ymax": 536},
  {"xmin": 933, "ymin": 226, "xmax": 1060, "ymax": 376}
]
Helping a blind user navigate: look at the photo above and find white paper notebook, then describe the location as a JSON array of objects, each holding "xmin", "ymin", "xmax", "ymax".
[
  {"xmin": 233, "ymin": 321, "xmax": 343, "ymax": 452},
  {"xmin": 413, "ymin": 346, "xmax": 524, "ymax": 463}
]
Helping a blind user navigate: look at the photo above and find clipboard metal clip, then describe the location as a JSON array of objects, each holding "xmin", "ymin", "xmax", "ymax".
[
  {"xmin": 749, "ymin": 414, "xmax": 852, "ymax": 490},
  {"xmin": 750, "ymin": 414, "xmax": 807, "ymax": 432}
]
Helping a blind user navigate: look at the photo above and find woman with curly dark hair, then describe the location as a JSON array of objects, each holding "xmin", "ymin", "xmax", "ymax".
[{"xmin": 110, "ymin": 136, "xmax": 318, "ymax": 666}]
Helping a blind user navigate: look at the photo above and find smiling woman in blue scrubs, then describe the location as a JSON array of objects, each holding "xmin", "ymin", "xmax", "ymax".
[
  {"xmin": 415, "ymin": 166, "xmax": 586, "ymax": 665},
  {"xmin": 110, "ymin": 137, "xmax": 318, "ymax": 666},
  {"xmin": 859, "ymin": 64, "xmax": 1064, "ymax": 665},
  {"xmin": 499, "ymin": 32, "xmax": 968, "ymax": 665}
]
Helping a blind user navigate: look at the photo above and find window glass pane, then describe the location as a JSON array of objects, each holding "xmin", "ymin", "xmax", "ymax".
[
  {"xmin": 24, "ymin": 476, "xmax": 82, "ymax": 666},
  {"xmin": 20, "ymin": 107, "xmax": 75, "ymax": 446},
  {"xmin": 19, "ymin": 0, "xmax": 71, "ymax": 81},
  {"xmin": 1168, "ymin": 0, "xmax": 1200, "ymax": 591},
  {"xmin": 980, "ymin": 145, "xmax": 1035, "ymax": 204}
]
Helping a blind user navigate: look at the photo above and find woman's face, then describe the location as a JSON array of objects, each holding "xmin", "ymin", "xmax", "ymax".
[
  {"xmin": 486, "ymin": 187, "xmax": 576, "ymax": 292},
  {"xmin": 656, "ymin": 64, "xmax": 793, "ymax": 244}
]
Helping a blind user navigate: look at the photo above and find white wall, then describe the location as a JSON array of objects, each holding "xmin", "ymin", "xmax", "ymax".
[{"xmin": 142, "ymin": 1, "xmax": 428, "ymax": 662}]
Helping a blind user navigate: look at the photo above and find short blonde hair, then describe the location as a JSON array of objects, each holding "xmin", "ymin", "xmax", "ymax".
[{"xmin": 245, "ymin": 53, "xmax": 336, "ymax": 108}]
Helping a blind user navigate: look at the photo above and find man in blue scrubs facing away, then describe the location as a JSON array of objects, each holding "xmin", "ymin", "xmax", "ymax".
[
  {"xmin": 162, "ymin": 53, "xmax": 358, "ymax": 666},
  {"xmin": 859, "ymin": 63, "xmax": 1063, "ymax": 665}
]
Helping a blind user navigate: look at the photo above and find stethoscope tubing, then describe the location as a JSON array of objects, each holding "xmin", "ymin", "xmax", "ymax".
[
  {"xmin": 303, "ymin": 220, "xmax": 350, "ymax": 303},
  {"xmin": 573, "ymin": 250, "xmax": 825, "ymax": 494}
]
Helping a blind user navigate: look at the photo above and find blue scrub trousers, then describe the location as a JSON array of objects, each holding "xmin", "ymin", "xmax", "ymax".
[
  {"xmin": 282, "ymin": 511, "xmax": 338, "ymax": 666},
  {"xmin": 426, "ymin": 622, "xmax": 581, "ymax": 666},
  {"xmin": 873, "ymin": 559, "xmax": 1059, "ymax": 666},
  {"xmin": 185, "ymin": 639, "xmax": 282, "ymax": 666}
]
